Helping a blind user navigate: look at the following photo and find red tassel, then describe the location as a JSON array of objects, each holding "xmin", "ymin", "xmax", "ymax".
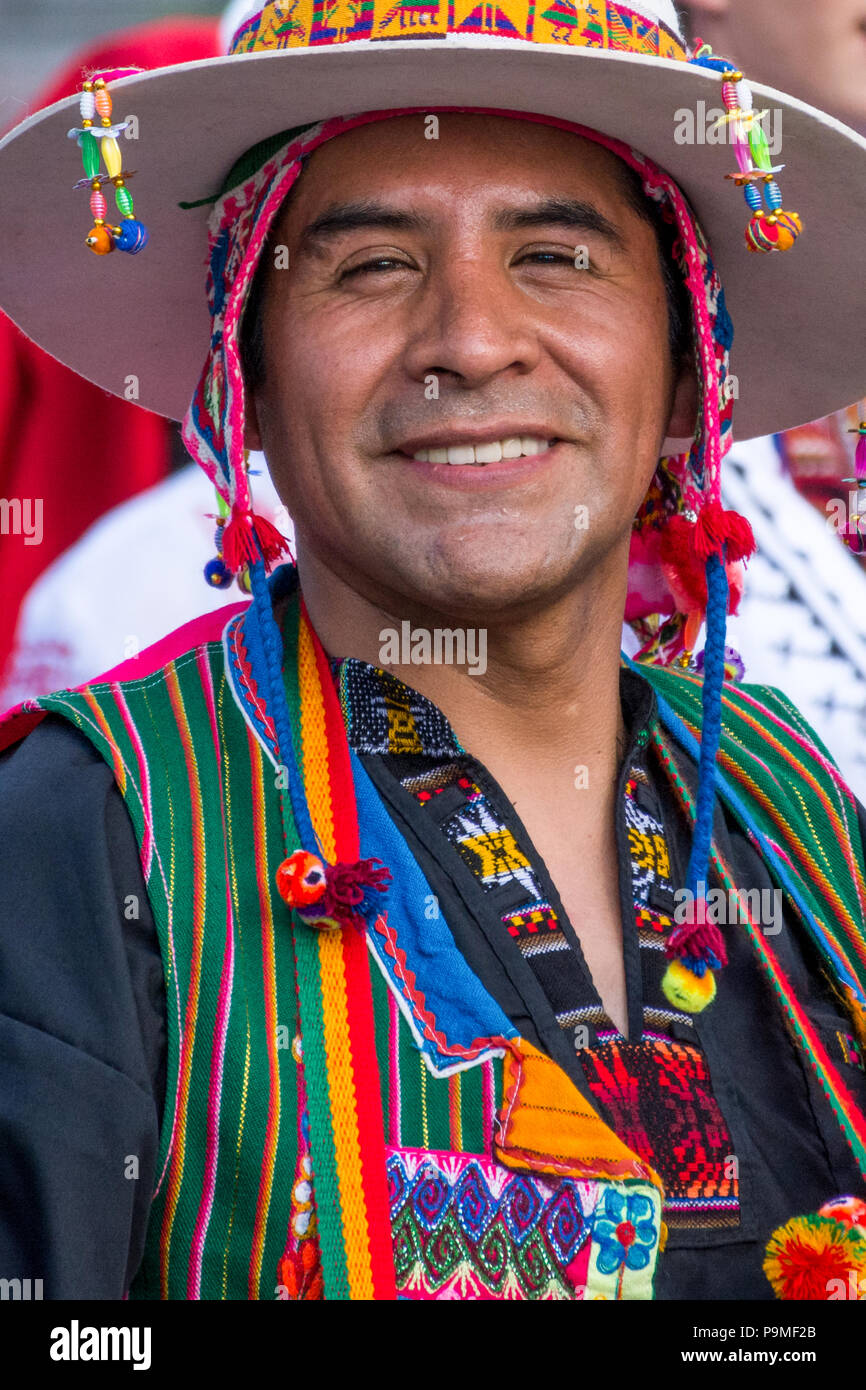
[
  {"xmin": 665, "ymin": 896, "xmax": 729, "ymax": 968},
  {"xmin": 223, "ymin": 507, "xmax": 291, "ymax": 573},
  {"xmin": 659, "ymin": 515, "xmax": 708, "ymax": 609},
  {"xmin": 694, "ymin": 500, "xmax": 756, "ymax": 564},
  {"xmin": 306, "ymin": 858, "xmax": 392, "ymax": 933}
]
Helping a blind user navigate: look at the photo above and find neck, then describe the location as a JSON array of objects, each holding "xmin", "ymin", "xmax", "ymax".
[{"xmin": 294, "ymin": 548, "xmax": 630, "ymax": 789}]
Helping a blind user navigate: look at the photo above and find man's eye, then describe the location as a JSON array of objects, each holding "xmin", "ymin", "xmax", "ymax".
[
  {"xmin": 519, "ymin": 251, "xmax": 593, "ymax": 268},
  {"xmin": 340, "ymin": 257, "xmax": 411, "ymax": 280}
]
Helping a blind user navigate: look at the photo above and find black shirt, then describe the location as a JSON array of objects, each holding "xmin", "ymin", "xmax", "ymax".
[{"xmin": 1, "ymin": 662, "xmax": 865, "ymax": 1300}]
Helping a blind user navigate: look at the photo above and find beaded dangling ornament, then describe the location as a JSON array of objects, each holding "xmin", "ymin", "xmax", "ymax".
[
  {"xmin": 203, "ymin": 490, "xmax": 233, "ymax": 589},
  {"xmin": 840, "ymin": 401, "xmax": 866, "ymax": 555},
  {"xmin": 692, "ymin": 42, "xmax": 802, "ymax": 253},
  {"xmin": 68, "ymin": 76, "xmax": 149, "ymax": 256}
]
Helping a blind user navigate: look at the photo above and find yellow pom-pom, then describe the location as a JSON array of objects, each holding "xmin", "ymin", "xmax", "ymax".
[{"xmin": 661, "ymin": 958, "xmax": 716, "ymax": 1013}]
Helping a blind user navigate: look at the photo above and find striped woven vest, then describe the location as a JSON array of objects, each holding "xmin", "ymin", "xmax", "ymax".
[{"xmin": 4, "ymin": 597, "xmax": 866, "ymax": 1298}]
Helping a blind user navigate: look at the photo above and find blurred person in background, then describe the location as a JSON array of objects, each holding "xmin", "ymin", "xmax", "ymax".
[
  {"xmin": 672, "ymin": 0, "xmax": 866, "ymax": 798},
  {"xmin": 0, "ymin": 13, "xmax": 223, "ymax": 704}
]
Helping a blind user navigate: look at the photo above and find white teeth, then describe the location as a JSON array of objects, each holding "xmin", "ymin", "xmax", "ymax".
[
  {"xmin": 448, "ymin": 445, "xmax": 477, "ymax": 466},
  {"xmin": 409, "ymin": 436, "xmax": 555, "ymax": 465}
]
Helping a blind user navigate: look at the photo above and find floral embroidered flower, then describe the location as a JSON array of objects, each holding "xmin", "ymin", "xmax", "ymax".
[{"xmin": 593, "ymin": 1191, "xmax": 658, "ymax": 1275}]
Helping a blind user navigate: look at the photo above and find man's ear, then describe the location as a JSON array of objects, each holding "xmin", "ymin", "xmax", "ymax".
[
  {"xmin": 244, "ymin": 385, "xmax": 264, "ymax": 453},
  {"xmin": 661, "ymin": 358, "xmax": 699, "ymax": 456}
]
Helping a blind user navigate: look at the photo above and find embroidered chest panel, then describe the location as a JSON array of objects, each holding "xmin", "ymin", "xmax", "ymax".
[{"xmin": 344, "ymin": 661, "xmax": 741, "ymax": 1234}]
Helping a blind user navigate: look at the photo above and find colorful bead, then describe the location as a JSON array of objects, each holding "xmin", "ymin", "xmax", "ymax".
[
  {"xmin": 114, "ymin": 184, "xmax": 134, "ymax": 217},
  {"xmin": 747, "ymin": 122, "xmax": 772, "ymax": 172},
  {"xmin": 101, "ymin": 136, "xmax": 122, "ymax": 179},
  {"xmin": 94, "ymin": 82, "xmax": 112, "ymax": 123},
  {"xmin": 113, "ymin": 219, "xmax": 149, "ymax": 254},
  {"xmin": 89, "ymin": 189, "xmax": 107, "ymax": 220},
  {"xmin": 745, "ymin": 209, "xmax": 802, "ymax": 253},
  {"xmin": 743, "ymin": 182, "xmax": 762, "ymax": 212},
  {"xmin": 85, "ymin": 225, "xmax": 114, "ymax": 255},
  {"xmin": 764, "ymin": 180, "xmax": 782, "ymax": 210},
  {"xmin": 203, "ymin": 556, "xmax": 233, "ymax": 588},
  {"xmin": 79, "ymin": 130, "xmax": 100, "ymax": 179},
  {"xmin": 732, "ymin": 133, "xmax": 752, "ymax": 176},
  {"xmin": 79, "ymin": 87, "xmax": 96, "ymax": 124}
]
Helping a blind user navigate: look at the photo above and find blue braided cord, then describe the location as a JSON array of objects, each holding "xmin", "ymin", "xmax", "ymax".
[
  {"xmin": 246, "ymin": 554, "xmax": 322, "ymax": 855},
  {"xmin": 620, "ymin": 653, "xmax": 866, "ymax": 1002},
  {"xmin": 685, "ymin": 551, "xmax": 728, "ymax": 899}
]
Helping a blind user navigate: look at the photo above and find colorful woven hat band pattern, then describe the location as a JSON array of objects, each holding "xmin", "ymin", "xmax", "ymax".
[
  {"xmin": 226, "ymin": 0, "xmax": 689, "ymax": 60},
  {"xmin": 181, "ymin": 103, "xmax": 753, "ymax": 664}
]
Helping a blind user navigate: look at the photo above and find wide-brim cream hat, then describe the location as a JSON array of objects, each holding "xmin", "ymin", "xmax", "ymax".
[{"xmin": 0, "ymin": 0, "xmax": 864, "ymax": 439}]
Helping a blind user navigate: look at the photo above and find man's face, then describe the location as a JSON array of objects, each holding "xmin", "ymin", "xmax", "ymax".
[{"xmin": 247, "ymin": 113, "xmax": 693, "ymax": 620}]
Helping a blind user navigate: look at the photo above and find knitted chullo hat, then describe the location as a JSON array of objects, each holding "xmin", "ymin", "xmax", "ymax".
[{"xmin": 6, "ymin": 0, "xmax": 861, "ymax": 1009}]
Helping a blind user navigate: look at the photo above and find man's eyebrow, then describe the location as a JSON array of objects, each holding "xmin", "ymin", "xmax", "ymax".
[
  {"xmin": 295, "ymin": 196, "xmax": 627, "ymax": 255},
  {"xmin": 297, "ymin": 201, "xmax": 435, "ymax": 255},
  {"xmin": 492, "ymin": 197, "xmax": 627, "ymax": 249}
]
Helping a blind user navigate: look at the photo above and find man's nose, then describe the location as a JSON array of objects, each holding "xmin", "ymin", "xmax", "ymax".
[{"xmin": 401, "ymin": 251, "xmax": 542, "ymax": 388}]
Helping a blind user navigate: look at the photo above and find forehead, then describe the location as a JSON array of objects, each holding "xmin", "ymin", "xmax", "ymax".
[{"xmin": 281, "ymin": 113, "xmax": 637, "ymax": 214}]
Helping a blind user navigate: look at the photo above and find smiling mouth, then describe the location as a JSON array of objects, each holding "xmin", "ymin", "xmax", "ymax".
[{"xmin": 399, "ymin": 436, "xmax": 559, "ymax": 466}]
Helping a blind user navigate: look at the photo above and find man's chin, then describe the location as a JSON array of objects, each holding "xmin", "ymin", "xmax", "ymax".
[{"xmin": 379, "ymin": 550, "xmax": 581, "ymax": 621}]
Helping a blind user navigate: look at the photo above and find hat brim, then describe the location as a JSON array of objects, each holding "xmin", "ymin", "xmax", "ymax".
[{"xmin": 1, "ymin": 37, "xmax": 864, "ymax": 438}]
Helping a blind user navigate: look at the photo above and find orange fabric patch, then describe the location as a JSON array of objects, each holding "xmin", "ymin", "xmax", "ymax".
[{"xmin": 495, "ymin": 1040, "xmax": 665, "ymax": 1196}]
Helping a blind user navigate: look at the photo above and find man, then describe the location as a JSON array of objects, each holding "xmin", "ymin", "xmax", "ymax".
[{"xmin": 0, "ymin": 1, "xmax": 865, "ymax": 1302}]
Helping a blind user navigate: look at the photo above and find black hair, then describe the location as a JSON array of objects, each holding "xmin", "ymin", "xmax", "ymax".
[{"xmin": 238, "ymin": 156, "xmax": 694, "ymax": 394}]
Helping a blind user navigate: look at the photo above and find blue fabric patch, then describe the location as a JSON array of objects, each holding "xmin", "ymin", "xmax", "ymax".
[{"xmin": 350, "ymin": 748, "xmax": 517, "ymax": 1074}]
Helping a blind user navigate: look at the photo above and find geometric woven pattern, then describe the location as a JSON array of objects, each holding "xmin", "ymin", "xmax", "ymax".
[{"xmin": 388, "ymin": 1147, "xmax": 593, "ymax": 1300}]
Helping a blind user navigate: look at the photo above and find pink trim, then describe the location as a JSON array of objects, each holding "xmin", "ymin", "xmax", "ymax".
[
  {"xmin": 93, "ymin": 602, "xmax": 249, "ymax": 686},
  {"xmin": 0, "ymin": 604, "xmax": 248, "ymax": 753},
  {"xmin": 373, "ymin": 910, "xmax": 504, "ymax": 1063}
]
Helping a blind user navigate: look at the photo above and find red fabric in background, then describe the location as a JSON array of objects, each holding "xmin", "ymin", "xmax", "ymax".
[{"xmin": 0, "ymin": 17, "xmax": 220, "ymax": 683}]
